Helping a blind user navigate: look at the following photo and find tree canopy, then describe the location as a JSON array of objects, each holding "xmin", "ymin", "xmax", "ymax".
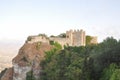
[{"xmin": 26, "ymin": 37, "xmax": 120, "ymax": 80}]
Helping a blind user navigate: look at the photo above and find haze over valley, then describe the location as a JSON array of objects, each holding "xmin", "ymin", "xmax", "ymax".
[{"xmin": 0, "ymin": 40, "xmax": 23, "ymax": 72}]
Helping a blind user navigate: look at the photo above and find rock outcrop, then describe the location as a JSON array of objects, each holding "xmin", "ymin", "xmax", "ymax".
[
  {"xmin": 0, "ymin": 42, "xmax": 53, "ymax": 80},
  {"xmin": 12, "ymin": 42, "xmax": 52, "ymax": 80},
  {"xmin": 0, "ymin": 68, "xmax": 13, "ymax": 80}
]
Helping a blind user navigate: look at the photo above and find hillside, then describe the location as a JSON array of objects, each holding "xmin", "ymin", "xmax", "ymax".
[
  {"xmin": 0, "ymin": 40, "xmax": 54, "ymax": 80},
  {"xmin": 0, "ymin": 37, "xmax": 120, "ymax": 80},
  {"xmin": 40, "ymin": 37, "xmax": 120, "ymax": 80}
]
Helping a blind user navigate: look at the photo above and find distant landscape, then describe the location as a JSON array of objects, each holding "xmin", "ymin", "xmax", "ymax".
[{"xmin": 0, "ymin": 40, "xmax": 23, "ymax": 72}]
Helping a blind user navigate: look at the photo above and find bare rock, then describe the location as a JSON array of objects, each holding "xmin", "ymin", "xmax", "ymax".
[
  {"xmin": 1, "ymin": 68, "xmax": 13, "ymax": 80},
  {"xmin": 12, "ymin": 42, "xmax": 52, "ymax": 80}
]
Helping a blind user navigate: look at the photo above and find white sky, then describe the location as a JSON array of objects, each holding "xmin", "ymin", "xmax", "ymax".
[{"xmin": 0, "ymin": 0, "xmax": 120, "ymax": 43}]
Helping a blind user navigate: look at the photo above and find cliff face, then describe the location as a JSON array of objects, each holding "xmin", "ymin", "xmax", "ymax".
[
  {"xmin": 0, "ymin": 42, "xmax": 52, "ymax": 80},
  {"xmin": 12, "ymin": 42, "xmax": 52, "ymax": 80},
  {"xmin": 0, "ymin": 68, "xmax": 13, "ymax": 80}
]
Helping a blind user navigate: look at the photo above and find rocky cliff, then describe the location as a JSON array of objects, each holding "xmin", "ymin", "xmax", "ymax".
[
  {"xmin": 0, "ymin": 42, "xmax": 53, "ymax": 80},
  {"xmin": 0, "ymin": 68, "xmax": 13, "ymax": 80}
]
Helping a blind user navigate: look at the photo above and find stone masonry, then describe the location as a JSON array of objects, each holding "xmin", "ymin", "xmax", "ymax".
[{"xmin": 26, "ymin": 29, "xmax": 97, "ymax": 47}]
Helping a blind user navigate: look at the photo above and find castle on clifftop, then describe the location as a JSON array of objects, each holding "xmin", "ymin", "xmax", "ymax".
[{"xmin": 26, "ymin": 29, "xmax": 98, "ymax": 48}]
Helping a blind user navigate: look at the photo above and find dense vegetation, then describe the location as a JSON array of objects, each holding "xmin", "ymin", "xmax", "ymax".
[
  {"xmin": 27, "ymin": 37, "xmax": 120, "ymax": 80},
  {"xmin": 86, "ymin": 35, "xmax": 92, "ymax": 45}
]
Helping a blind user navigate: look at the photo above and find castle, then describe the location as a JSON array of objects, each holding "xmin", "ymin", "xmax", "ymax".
[{"xmin": 27, "ymin": 29, "xmax": 98, "ymax": 48}]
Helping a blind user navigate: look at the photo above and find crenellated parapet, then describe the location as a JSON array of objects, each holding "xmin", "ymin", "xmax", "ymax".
[
  {"xmin": 26, "ymin": 35, "xmax": 49, "ymax": 44},
  {"xmin": 26, "ymin": 29, "xmax": 97, "ymax": 48},
  {"xmin": 66, "ymin": 29, "xmax": 86, "ymax": 46}
]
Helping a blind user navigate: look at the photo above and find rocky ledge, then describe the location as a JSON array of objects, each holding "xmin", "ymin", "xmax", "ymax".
[{"xmin": 0, "ymin": 42, "xmax": 53, "ymax": 80}]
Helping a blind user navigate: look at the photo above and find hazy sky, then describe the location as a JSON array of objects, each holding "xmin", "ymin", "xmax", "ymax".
[{"xmin": 0, "ymin": 0, "xmax": 120, "ymax": 42}]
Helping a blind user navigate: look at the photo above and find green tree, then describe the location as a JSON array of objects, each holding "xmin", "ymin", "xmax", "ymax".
[
  {"xmin": 110, "ymin": 69, "xmax": 120, "ymax": 80},
  {"xmin": 58, "ymin": 33, "xmax": 66, "ymax": 38},
  {"xmin": 86, "ymin": 35, "xmax": 92, "ymax": 45},
  {"xmin": 40, "ymin": 37, "xmax": 120, "ymax": 80},
  {"xmin": 100, "ymin": 64, "xmax": 116, "ymax": 80},
  {"xmin": 26, "ymin": 70, "xmax": 36, "ymax": 80}
]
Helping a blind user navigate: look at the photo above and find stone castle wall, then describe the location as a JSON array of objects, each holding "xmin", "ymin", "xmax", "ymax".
[
  {"xmin": 26, "ymin": 29, "xmax": 97, "ymax": 47},
  {"xmin": 49, "ymin": 29, "xmax": 86, "ymax": 47},
  {"xmin": 66, "ymin": 29, "xmax": 86, "ymax": 46},
  {"xmin": 90, "ymin": 36, "xmax": 98, "ymax": 44},
  {"xmin": 50, "ymin": 37, "xmax": 70, "ymax": 48},
  {"xmin": 27, "ymin": 36, "xmax": 49, "ymax": 44}
]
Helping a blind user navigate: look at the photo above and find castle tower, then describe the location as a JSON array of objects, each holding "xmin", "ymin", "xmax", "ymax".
[
  {"xmin": 66, "ymin": 29, "xmax": 86, "ymax": 47},
  {"xmin": 83, "ymin": 31, "xmax": 86, "ymax": 46},
  {"xmin": 66, "ymin": 29, "xmax": 73, "ymax": 46},
  {"xmin": 79, "ymin": 29, "xmax": 86, "ymax": 46}
]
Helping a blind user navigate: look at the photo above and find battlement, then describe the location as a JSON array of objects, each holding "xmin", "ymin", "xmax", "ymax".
[
  {"xmin": 26, "ymin": 29, "xmax": 97, "ymax": 48},
  {"xmin": 66, "ymin": 29, "xmax": 86, "ymax": 46},
  {"xmin": 26, "ymin": 35, "xmax": 49, "ymax": 44}
]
